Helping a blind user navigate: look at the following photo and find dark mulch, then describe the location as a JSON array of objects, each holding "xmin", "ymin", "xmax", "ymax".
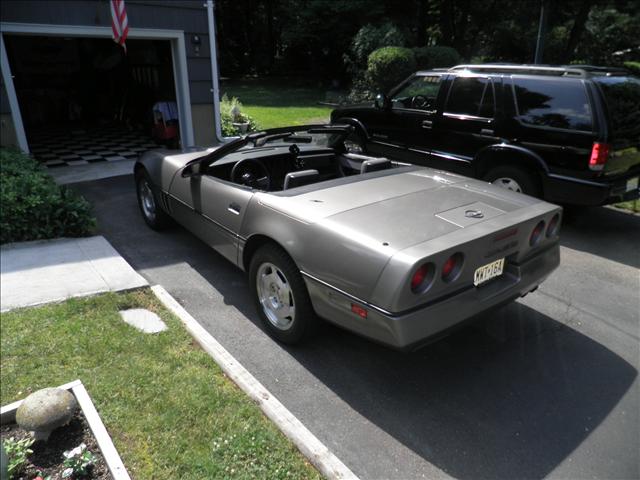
[{"xmin": 1, "ymin": 411, "xmax": 112, "ymax": 480}]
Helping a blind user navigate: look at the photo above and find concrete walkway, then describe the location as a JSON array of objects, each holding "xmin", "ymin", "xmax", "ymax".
[
  {"xmin": 1, "ymin": 236, "xmax": 147, "ymax": 312},
  {"xmin": 48, "ymin": 159, "xmax": 136, "ymax": 185}
]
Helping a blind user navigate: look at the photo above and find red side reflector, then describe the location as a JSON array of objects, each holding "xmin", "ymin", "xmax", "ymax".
[
  {"xmin": 351, "ymin": 303, "xmax": 368, "ymax": 319},
  {"xmin": 589, "ymin": 142, "xmax": 610, "ymax": 171}
]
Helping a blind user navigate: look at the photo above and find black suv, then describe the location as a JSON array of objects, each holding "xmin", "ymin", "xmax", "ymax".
[{"xmin": 331, "ymin": 64, "xmax": 640, "ymax": 205}]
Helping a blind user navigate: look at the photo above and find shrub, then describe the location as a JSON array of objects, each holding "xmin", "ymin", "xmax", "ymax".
[
  {"xmin": 0, "ymin": 149, "xmax": 95, "ymax": 244},
  {"xmin": 413, "ymin": 46, "xmax": 462, "ymax": 70},
  {"xmin": 344, "ymin": 23, "xmax": 406, "ymax": 100},
  {"xmin": 344, "ymin": 23, "xmax": 406, "ymax": 75},
  {"xmin": 219, "ymin": 94, "xmax": 260, "ymax": 136},
  {"xmin": 366, "ymin": 47, "xmax": 417, "ymax": 93}
]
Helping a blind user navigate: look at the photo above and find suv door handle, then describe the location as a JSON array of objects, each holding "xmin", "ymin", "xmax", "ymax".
[
  {"xmin": 422, "ymin": 120, "xmax": 433, "ymax": 130},
  {"xmin": 228, "ymin": 202, "xmax": 241, "ymax": 215},
  {"xmin": 480, "ymin": 128, "xmax": 494, "ymax": 135}
]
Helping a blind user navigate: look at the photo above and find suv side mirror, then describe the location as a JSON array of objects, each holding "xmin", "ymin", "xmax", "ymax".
[
  {"xmin": 374, "ymin": 93, "xmax": 389, "ymax": 110},
  {"xmin": 182, "ymin": 161, "xmax": 202, "ymax": 178}
]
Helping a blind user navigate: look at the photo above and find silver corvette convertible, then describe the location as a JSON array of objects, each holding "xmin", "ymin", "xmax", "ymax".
[{"xmin": 135, "ymin": 125, "xmax": 561, "ymax": 350}]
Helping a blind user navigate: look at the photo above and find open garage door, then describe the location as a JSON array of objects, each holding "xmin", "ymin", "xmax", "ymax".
[{"xmin": 4, "ymin": 35, "xmax": 181, "ymax": 166}]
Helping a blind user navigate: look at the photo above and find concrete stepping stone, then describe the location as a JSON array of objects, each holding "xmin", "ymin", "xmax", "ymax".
[{"xmin": 119, "ymin": 308, "xmax": 167, "ymax": 333}]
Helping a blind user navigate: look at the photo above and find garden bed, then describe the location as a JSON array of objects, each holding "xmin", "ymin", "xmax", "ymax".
[
  {"xmin": 1, "ymin": 411, "xmax": 111, "ymax": 479},
  {"xmin": 1, "ymin": 380, "xmax": 128, "ymax": 480}
]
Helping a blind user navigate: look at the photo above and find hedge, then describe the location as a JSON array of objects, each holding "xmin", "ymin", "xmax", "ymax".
[
  {"xmin": 0, "ymin": 149, "xmax": 95, "ymax": 244},
  {"xmin": 366, "ymin": 46, "xmax": 417, "ymax": 93}
]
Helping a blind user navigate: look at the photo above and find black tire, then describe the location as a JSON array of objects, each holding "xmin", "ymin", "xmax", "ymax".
[
  {"xmin": 483, "ymin": 165, "xmax": 541, "ymax": 197},
  {"xmin": 135, "ymin": 170, "xmax": 173, "ymax": 230},
  {"xmin": 249, "ymin": 244, "xmax": 320, "ymax": 344}
]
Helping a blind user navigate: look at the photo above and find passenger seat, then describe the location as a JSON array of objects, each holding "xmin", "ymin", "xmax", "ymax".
[
  {"xmin": 283, "ymin": 169, "xmax": 320, "ymax": 190},
  {"xmin": 361, "ymin": 158, "xmax": 392, "ymax": 174}
]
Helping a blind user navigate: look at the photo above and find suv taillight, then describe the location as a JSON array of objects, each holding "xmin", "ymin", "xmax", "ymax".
[{"xmin": 589, "ymin": 142, "xmax": 610, "ymax": 171}]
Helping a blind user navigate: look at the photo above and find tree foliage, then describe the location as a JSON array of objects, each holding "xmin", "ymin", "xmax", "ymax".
[{"xmin": 214, "ymin": 0, "xmax": 640, "ymax": 81}]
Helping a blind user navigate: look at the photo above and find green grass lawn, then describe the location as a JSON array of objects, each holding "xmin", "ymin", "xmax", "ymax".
[
  {"xmin": 221, "ymin": 78, "xmax": 333, "ymax": 129},
  {"xmin": 0, "ymin": 289, "xmax": 321, "ymax": 480},
  {"xmin": 613, "ymin": 199, "xmax": 640, "ymax": 213}
]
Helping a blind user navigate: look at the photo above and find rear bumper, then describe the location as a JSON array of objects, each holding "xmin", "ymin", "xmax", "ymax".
[
  {"xmin": 304, "ymin": 242, "xmax": 560, "ymax": 350},
  {"xmin": 544, "ymin": 169, "xmax": 640, "ymax": 206}
]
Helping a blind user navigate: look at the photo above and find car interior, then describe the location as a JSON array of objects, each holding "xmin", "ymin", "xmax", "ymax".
[{"xmin": 206, "ymin": 143, "xmax": 399, "ymax": 192}]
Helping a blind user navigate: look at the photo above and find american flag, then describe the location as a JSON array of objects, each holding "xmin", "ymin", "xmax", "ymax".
[{"xmin": 110, "ymin": 0, "xmax": 129, "ymax": 52}]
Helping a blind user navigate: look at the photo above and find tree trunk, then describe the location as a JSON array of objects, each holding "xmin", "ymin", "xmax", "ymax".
[
  {"xmin": 439, "ymin": 0, "xmax": 455, "ymax": 45},
  {"xmin": 266, "ymin": 0, "xmax": 275, "ymax": 67},
  {"xmin": 416, "ymin": 0, "xmax": 428, "ymax": 46},
  {"xmin": 563, "ymin": 0, "xmax": 594, "ymax": 63}
]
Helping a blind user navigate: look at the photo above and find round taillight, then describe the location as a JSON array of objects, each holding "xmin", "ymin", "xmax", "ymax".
[
  {"xmin": 411, "ymin": 263, "xmax": 435, "ymax": 293},
  {"xmin": 546, "ymin": 214, "xmax": 560, "ymax": 238},
  {"xmin": 442, "ymin": 252, "xmax": 464, "ymax": 283},
  {"xmin": 530, "ymin": 221, "xmax": 545, "ymax": 246}
]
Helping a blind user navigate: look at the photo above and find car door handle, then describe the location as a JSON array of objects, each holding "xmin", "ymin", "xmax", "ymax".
[
  {"xmin": 480, "ymin": 128, "xmax": 494, "ymax": 135},
  {"xmin": 422, "ymin": 120, "xmax": 433, "ymax": 130},
  {"xmin": 228, "ymin": 202, "xmax": 241, "ymax": 215}
]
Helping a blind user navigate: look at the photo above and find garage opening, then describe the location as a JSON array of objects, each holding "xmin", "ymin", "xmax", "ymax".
[{"xmin": 4, "ymin": 35, "xmax": 180, "ymax": 166}]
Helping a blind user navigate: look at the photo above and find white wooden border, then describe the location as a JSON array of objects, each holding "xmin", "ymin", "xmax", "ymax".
[
  {"xmin": 0, "ymin": 380, "xmax": 130, "ymax": 480},
  {"xmin": 0, "ymin": 22, "xmax": 195, "ymax": 149},
  {"xmin": 151, "ymin": 285, "xmax": 359, "ymax": 480}
]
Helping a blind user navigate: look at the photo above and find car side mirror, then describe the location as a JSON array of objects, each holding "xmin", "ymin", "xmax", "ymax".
[
  {"xmin": 374, "ymin": 93, "xmax": 389, "ymax": 110},
  {"xmin": 182, "ymin": 162, "xmax": 202, "ymax": 178}
]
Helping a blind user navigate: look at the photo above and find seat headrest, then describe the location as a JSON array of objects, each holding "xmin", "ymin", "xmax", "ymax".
[
  {"xmin": 283, "ymin": 169, "xmax": 320, "ymax": 190},
  {"xmin": 361, "ymin": 158, "xmax": 392, "ymax": 174}
]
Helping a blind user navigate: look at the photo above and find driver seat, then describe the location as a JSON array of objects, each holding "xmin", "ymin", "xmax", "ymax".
[{"xmin": 283, "ymin": 169, "xmax": 320, "ymax": 190}]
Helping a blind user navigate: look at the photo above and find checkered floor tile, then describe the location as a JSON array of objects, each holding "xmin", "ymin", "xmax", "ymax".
[{"xmin": 28, "ymin": 125, "xmax": 163, "ymax": 168}]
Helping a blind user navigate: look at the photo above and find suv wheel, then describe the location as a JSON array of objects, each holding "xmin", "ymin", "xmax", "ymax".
[{"xmin": 484, "ymin": 165, "xmax": 540, "ymax": 197}]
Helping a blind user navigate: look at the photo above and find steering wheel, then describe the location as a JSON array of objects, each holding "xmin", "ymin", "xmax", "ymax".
[
  {"xmin": 412, "ymin": 95, "xmax": 430, "ymax": 109},
  {"xmin": 230, "ymin": 158, "xmax": 271, "ymax": 190}
]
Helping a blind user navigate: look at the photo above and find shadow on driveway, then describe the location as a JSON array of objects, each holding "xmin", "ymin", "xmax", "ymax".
[
  {"xmin": 74, "ymin": 175, "xmax": 638, "ymax": 479},
  {"xmin": 561, "ymin": 206, "xmax": 640, "ymax": 269}
]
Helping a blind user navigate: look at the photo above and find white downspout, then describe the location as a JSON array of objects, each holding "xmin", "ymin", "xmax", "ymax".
[{"xmin": 206, "ymin": 0, "xmax": 224, "ymax": 143}]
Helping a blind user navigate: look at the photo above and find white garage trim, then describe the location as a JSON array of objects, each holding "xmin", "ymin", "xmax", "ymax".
[
  {"xmin": 0, "ymin": 22, "xmax": 195, "ymax": 150},
  {"xmin": 0, "ymin": 34, "xmax": 28, "ymax": 152}
]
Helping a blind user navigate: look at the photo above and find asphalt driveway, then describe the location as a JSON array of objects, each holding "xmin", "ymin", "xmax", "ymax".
[{"xmin": 74, "ymin": 175, "xmax": 639, "ymax": 480}]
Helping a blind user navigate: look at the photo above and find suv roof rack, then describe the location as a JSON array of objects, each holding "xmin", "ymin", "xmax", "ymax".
[
  {"xmin": 449, "ymin": 64, "xmax": 587, "ymax": 77},
  {"xmin": 449, "ymin": 64, "xmax": 631, "ymax": 78}
]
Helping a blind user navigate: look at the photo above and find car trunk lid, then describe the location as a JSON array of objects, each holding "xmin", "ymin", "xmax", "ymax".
[{"xmin": 261, "ymin": 168, "xmax": 534, "ymax": 252}]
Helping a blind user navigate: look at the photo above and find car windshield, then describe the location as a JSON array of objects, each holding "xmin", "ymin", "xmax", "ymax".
[{"xmin": 593, "ymin": 75, "xmax": 640, "ymax": 144}]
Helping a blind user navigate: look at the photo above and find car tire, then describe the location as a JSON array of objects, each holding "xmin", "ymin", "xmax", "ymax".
[
  {"xmin": 135, "ymin": 170, "xmax": 173, "ymax": 230},
  {"xmin": 484, "ymin": 165, "xmax": 541, "ymax": 197},
  {"xmin": 249, "ymin": 244, "xmax": 320, "ymax": 344}
]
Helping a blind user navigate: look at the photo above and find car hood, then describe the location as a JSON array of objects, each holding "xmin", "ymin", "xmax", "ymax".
[{"xmin": 259, "ymin": 168, "xmax": 536, "ymax": 252}]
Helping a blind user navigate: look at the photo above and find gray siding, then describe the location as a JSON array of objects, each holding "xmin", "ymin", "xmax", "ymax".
[{"xmin": 0, "ymin": 0, "xmax": 214, "ymax": 104}]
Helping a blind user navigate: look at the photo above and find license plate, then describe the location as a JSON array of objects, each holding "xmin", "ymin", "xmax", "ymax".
[
  {"xmin": 474, "ymin": 258, "xmax": 505, "ymax": 286},
  {"xmin": 626, "ymin": 177, "xmax": 639, "ymax": 192}
]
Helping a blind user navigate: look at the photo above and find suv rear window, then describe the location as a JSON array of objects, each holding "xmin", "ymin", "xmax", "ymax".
[
  {"xmin": 445, "ymin": 77, "xmax": 494, "ymax": 118},
  {"xmin": 593, "ymin": 76, "xmax": 640, "ymax": 144},
  {"xmin": 512, "ymin": 78, "xmax": 593, "ymax": 131}
]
